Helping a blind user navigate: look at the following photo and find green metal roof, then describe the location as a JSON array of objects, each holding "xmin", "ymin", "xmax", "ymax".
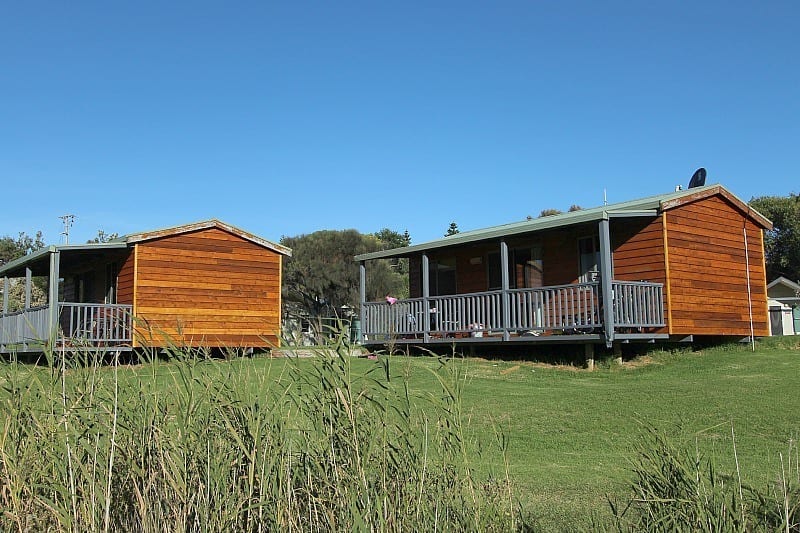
[
  {"xmin": 0, "ymin": 220, "xmax": 291, "ymax": 278},
  {"xmin": 355, "ymin": 184, "xmax": 767, "ymax": 261},
  {"xmin": 0, "ymin": 242, "xmax": 128, "ymax": 277}
]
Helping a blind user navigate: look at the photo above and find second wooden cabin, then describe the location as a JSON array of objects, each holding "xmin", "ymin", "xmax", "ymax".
[
  {"xmin": 0, "ymin": 220, "xmax": 291, "ymax": 354},
  {"xmin": 355, "ymin": 184, "xmax": 772, "ymax": 347}
]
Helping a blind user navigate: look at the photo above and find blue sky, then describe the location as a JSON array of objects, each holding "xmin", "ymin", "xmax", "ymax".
[{"xmin": 2, "ymin": 1, "xmax": 797, "ymax": 246}]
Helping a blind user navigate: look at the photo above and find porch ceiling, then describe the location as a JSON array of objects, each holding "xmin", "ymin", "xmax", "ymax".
[{"xmin": 0, "ymin": 243, "xmax": 128, "ymax": 278}]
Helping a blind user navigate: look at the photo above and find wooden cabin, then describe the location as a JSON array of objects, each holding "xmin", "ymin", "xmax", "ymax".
[
  {"xmin": 355, "ymin": 184, "xmax": 772, "ymax": 348},
  {"xmin": 0, "ymin": 220, "xmax": 291, "ymax": 354}
]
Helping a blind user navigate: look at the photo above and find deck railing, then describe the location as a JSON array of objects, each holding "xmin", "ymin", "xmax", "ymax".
[
  {"xmin": 362, "ymin": 280, "xmax": 664, "ymax": 342},
  {"xmin": 59, "ymin": 303, "xmax": 133, "ymax": 345},
  {"xmin": 0, "ymin": 305, "xmax": 50, "ymax": 347},
  {"xmin": 611, "ymin": 281, "xmax": 665, "ymax": 328},
  {"xmin": 0, "ymin": 303, "xmax": 133, "ymax": 350}
]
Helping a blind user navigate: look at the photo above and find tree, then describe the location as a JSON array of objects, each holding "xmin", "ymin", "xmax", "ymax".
[
  {"xmin": 372, "ymin": 228, "xmax": 411, "ymax": 277},
  {"xmin": 280, "ymin": 230, "xmax": 406, "ymax": 338},
  {"xmin": 750, "ymin": 193, "xmax": 800, "ymax": 282},
  {"xmin": 0, "ymin": 231, "xmax": 47, "ymax": 311},
  {"xmin": 373, "ymin": 228, "xmax": 411, "ymax": 249},
  {"xmin": 87, "ymin": 230, "xmax": 119, "ymax": 243},
  {"xmin": 445, "ymin": 222, "xmax": 460, "ymax": 236},
  {"xmin": 538, "ymin": 208, "xmax": 562, "ymax": 218},
  {"xmin": 568, "ymin": 205, "xmax": 583, "ymax": 212},
  {"xmin": 0, "ymin": 231, "xmax": 45, "ymax": 266}
]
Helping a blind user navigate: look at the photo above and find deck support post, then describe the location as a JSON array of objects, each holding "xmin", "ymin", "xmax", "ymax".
[
  {"xmin": 500, "ymin": 240, "xmax": 510, "ymax": 341},
  {"xmin": 422, "ymin": 253, "xmax": 430, "ymax": 343},
  {"xmin": 24, "ymin": 267, "xmax": 32, "ymax": 311},
  {"xmin": 613, "ymin": 342, "xmax": 623, "ymax": 365},
  {"xmin": 584, "ymin": 344, "xmax": 595, "ymax": 371},
  {"xmin": 48, "ymin": 251, "xmax": 60, "ymax": 348},
  {"xmin": 358, "ymin": 261, "xmax": 366, "ymax": 344},
  {"xmin": 599, "ymin": 218, "xmax": 615, "ymax": 348}
]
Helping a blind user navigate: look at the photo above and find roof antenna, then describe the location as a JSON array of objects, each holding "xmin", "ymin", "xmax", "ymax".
[
  {"xmin": 603, "ymin": 188, "xmax": 608, "ymax": 206},
  {"xmin": 59, "ymin": 214, "xmax": 76, "ymax": 244}
]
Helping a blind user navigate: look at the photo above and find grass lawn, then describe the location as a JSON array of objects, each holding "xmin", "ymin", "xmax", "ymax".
[
  {"xmin": 5, "ymin": 337, "xmax": 799, "ymax": 530},
  {"xmin": 279, "ymin": 338, "xmax": 798, "ymax": 529},
  {"xmin": 435, "ymin": 340, "xmax": 800, "ymax": 529}
]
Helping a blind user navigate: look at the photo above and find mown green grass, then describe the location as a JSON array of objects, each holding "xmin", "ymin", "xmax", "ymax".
[
  {"xmin": 147, "ymin": 338, "xmax": 798, "ymax": 529},
  {"xmin": 441, "ymin": 341, "xmax": 800, "ymax": 529},
  {"xmin": 283, "ymin": 339, "xmax": 799, "ymax": 529},
  {"xmin": 3, "ymin": 336, "xmax": 798, "ymax": 530}
]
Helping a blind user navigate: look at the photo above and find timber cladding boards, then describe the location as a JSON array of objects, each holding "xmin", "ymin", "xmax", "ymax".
[
  {"xmin": 664, "ymin": 195, "xmax": 769, "ymax": 336},
  {"xmin": 611, "ymin": 216, "xmax": 669, "ymax": 334},
  {"xmin": 610, "ymin": 217, "xmax": 666, "ymax": 284},
  {"xmin": 133, "ymin": 227, "xmax": 283, "ymax": 348},
  {"xmin": 116, "ymin": 249, "xmax": 135, "ymax": 306}
]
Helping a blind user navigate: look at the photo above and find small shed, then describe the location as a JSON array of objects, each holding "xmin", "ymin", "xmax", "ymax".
[
  {"xmin": 767, "ymin": 277, "xmax": 800, "ymax": 336},
  {"xmin": 0, "ymin": 220, "xmax": 291, "ymax": 354}
]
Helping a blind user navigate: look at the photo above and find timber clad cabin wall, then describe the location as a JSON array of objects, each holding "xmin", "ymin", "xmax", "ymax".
[
  {"xmin": 665, "ymin": 195, "xmax": 769, "ymax": 336},
  {"xmin": 407, "ymin": 229, "xmax": 590, "ymax": 298},
  {"xmin": 116, "ymin": 250, "xmax": 135, "ymax": 306},
  {"xmin": 133, "ymin": 227, "xmax": 282, "ymax": 348},
  {"xmin": 611, "ymin": 217, "xmax": 668, "ymax": 334},
  {"xmin": 611, "ymin": 218, "xmax": 666, "ymax": 285}
]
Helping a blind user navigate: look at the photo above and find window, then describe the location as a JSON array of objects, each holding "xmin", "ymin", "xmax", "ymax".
[
  {"xmin": 105, "ymin": 262, "xmax": 118, "ymax": 304},
  {"xmin": 578, "ymin": 236, "xmax": 600, "ymax": 282},
  {"xmin": 487, "ymin": 252, "xmax": 503, "ymax": 290},
  {"xmin": 488, "ymin": 246, "xmax": 543, "ymax": 290},
  {"xmin": 429, "ymin": 258, "xmax": 456, "ymax": 295}
]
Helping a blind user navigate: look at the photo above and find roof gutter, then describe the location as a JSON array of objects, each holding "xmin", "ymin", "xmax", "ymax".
[{"xmin": 355, "ymin": 208, "xmax": 660, "ymax": 261}]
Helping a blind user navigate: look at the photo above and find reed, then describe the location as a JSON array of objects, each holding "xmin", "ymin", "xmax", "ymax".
[
  {"xmin": 0, "ymin": 333, "xmax": 519, "ymax": 531},
  {"xmin": 607, "ymin": 425, "xmax": 799, "ymax": 532}
]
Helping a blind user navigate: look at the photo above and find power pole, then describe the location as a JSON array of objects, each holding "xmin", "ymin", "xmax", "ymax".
[{"xmin": 59, "ymin": 214, "xmax": 76, "ymax": 244}]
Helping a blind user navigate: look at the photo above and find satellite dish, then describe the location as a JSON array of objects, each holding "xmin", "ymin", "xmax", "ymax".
[{"xmin": 688, "ymin": 167, "xmax": 706, "ymax": 189}]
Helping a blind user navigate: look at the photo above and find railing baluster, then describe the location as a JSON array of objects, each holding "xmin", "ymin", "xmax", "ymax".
[{"xmin": 359, "ymin": 280, "xmax": 664, "ymax": 342}]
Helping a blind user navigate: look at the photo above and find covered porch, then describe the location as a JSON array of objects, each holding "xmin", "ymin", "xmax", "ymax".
[
  {"xmin": 361, "ymin": 280, "xmax": 665, "ymax": 345},
  {"xmin": 1, "ymin": 244, "xmax": 134, "ymax": 354},
  {"xmin": 356, "ymin": 215, "xmax": 668, "ymax": 347}
]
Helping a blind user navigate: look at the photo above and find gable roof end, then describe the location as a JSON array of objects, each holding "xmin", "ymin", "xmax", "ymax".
[
  {"xmin": 122, "ymin": 219, "xmax": 292, "ymax": 256},
  {"xmin": 767, "ymin": 276, "xmax": 800, "ymax": 292},
  {"xmin": 659, "ymin": 184, "xmax": 773, "ymax": 229}
]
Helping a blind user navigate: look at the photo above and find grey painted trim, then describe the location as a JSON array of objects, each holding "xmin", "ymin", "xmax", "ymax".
[
  {"xmin": 767, "ymin": 276, "xmax": 800, "ymax": 292},
  {"xmin": 500, "ymin": 240, "xmax": 510, "ymax": 342},
  {"xmin": 606, "ymin": 210, "xmax": 658, "ymax": 218},
  {"xmin": 48, "ymin": 251, "xmax": 60, "ymax": 345},
  {"xmin": 2, "ymin": 277, "xmax": 8, "ymax": 314},
  {"xmin": 0, "ymin": 245, "xmax": 55, "ymax": 276},
  {"xmin": 359, "ymin": 262, "xmax": 366, "ymax": 342},
  {"xmin": 25, "ymin": 267, "xmax": 32, "ymax": 310},
  {"xmin": 422, "ymin": 253, "xmax": 430, "ymax": 343},
  {"xmin": 598, "ymin": 219, "xmax": 615, "ymax": 348}
]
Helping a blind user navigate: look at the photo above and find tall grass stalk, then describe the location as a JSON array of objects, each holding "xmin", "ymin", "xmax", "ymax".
[
  {"xmin": 607, "ymin": 425, "xmax": 800, "ymax": 532},
  {"xmin": 0, "ymin": 332, "xmax": 518, "ymax": 531}
]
